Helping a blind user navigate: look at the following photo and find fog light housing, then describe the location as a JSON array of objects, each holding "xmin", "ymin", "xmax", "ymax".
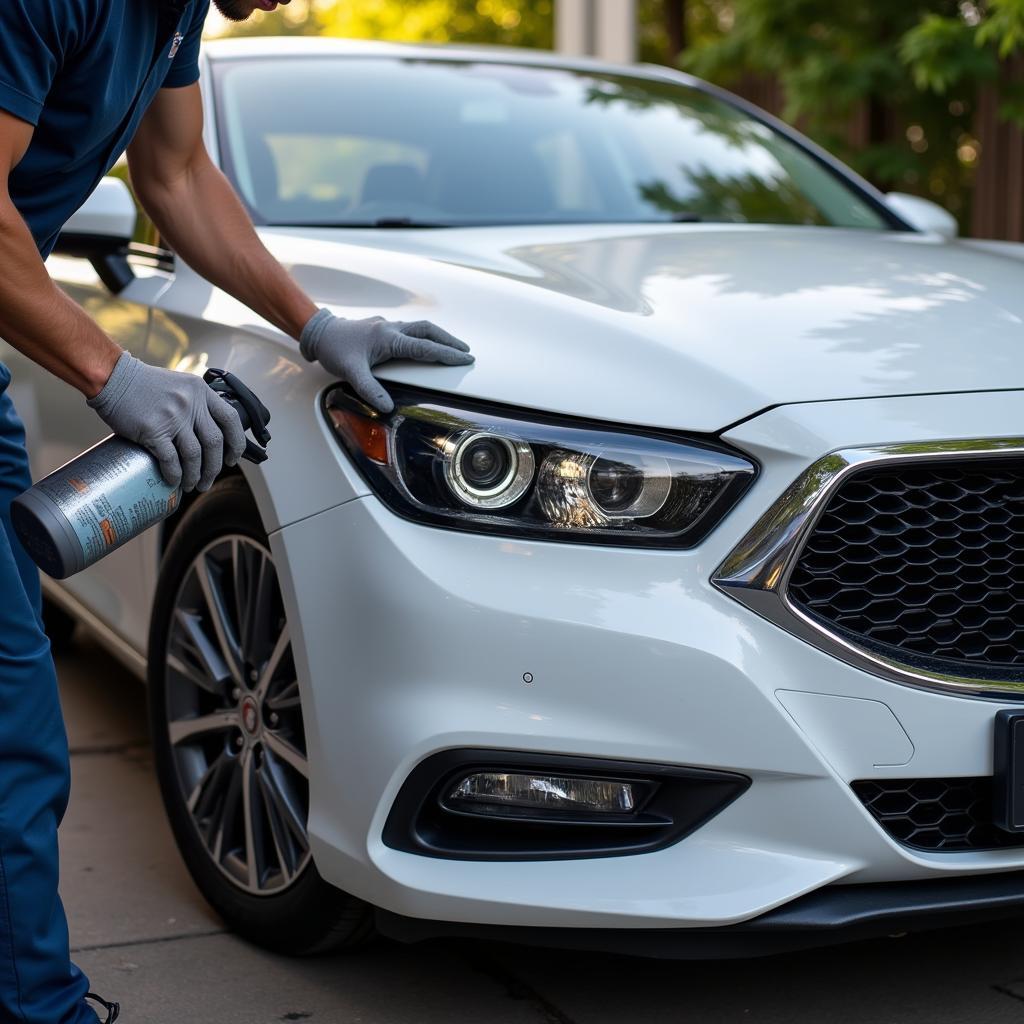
[
  {"xmin": 384, "ymin": 749, "xmax": 751, "ymax": 861},
  {"xmin": 445, "ymin": 772, "xmax": 640, "ymax": 818}
]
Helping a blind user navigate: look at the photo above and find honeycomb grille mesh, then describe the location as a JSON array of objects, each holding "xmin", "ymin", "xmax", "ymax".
[
  {"xmin": 853, "ymin": 778, "xmax": 1024, "ymax": 851},
  {"xmin": 787, "ymin": 459, "xmax": 1024, "ymax": 671}
]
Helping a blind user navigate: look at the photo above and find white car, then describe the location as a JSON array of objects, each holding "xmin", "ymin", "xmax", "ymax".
[{"xmin": 11, "ymin": 37, "xmax": 1024, "ymax": 957}]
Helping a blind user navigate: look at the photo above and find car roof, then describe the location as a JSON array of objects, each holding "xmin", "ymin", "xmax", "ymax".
[{"xmin": 203, "ymin": 36, "xmax": 675, "ymax": 80}]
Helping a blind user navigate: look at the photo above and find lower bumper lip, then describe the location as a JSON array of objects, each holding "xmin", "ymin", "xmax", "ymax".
[{"xmin": 375, "ymin": 867, "xmax": 1024, "ymax": 958}]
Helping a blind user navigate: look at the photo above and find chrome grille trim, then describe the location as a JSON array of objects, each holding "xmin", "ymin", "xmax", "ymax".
[{"xmin": 712, "ymin": 439, "xmax": 1024, "ymax": 699}]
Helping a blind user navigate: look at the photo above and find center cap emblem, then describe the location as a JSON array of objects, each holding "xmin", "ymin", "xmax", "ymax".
[{"xmin": 241, "ymin": 696, "xmax": 260, "ymax": 735}]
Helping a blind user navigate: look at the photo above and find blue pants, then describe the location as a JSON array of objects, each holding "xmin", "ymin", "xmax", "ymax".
[{"xmin": 0, "ymin": 364, "xmax": 95, "ymax": 1023}]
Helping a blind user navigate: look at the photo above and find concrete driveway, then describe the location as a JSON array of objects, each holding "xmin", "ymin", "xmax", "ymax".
[{"xmin": 59, "ymin": 638, "xmax": 1024, "ymax": 1023}]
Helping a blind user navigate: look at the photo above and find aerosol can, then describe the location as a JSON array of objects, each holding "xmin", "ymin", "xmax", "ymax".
[{"xmin": 11, "ymin": 368, "xmax": 271, "ymax": 580}]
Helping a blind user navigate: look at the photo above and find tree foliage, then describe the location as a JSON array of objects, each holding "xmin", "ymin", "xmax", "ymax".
[
  {"xmin": 683, "ymin": 1, "xmax": 1024, "ymax": 223},
  {"xmin": 212, "ymin": 0, "xmax": 551, "ymax": 46}
]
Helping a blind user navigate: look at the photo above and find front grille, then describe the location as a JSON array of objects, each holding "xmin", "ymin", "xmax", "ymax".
[
  {"xmin": 853, "ymin": 777, "xmax": 1024, "ymax": 851},
  {"xmin": 788, "ymin": 459, "xmax": 1024, "ymax": 674}
]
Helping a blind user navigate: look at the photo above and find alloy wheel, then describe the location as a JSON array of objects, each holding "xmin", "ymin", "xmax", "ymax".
[{"xmin": 164, "ymin": 535, "xmax": 311, "ymax": 896}]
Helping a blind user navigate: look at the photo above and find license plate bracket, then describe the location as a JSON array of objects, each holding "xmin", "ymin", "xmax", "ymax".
[{"xmin": 993, "ymin": 710, "xmax": 1024, "ymax": 832}]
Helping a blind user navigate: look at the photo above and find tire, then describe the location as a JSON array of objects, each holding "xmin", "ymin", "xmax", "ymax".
[
  {"xmin": 148, "ymin": 477, "xmax": 374, "ymax": 955},
  {"xmin": 42, "ymin": 598, "xmax": 78, "ymax": 653}
]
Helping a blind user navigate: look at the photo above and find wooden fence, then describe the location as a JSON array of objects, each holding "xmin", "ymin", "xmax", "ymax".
[
  {"xmin": 972, "ymin": 59, "xmax": 1024, "ymax": 240},
  {"xmin": 729, "ymin": 67, "xmax": 1024, "ymax": 242}
]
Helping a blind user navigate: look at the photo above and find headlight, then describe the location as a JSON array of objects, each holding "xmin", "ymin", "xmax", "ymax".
[{"xmin": 324, "ymin": 385, "xmax": 756, "ymax": 547}]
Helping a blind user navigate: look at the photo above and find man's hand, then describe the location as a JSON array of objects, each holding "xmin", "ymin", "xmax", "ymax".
[
  {"xmin": 299, "ymin": 309, "xmax": 474, "ymax": 414},
  {"xmin": 88, "ymin": 352, "xmax": 246, "ymax": 492}
]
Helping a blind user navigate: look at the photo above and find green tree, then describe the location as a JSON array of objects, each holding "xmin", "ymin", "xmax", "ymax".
[
  {"xmin": 213, "ymin": 0, "xmax": 714, "ymax": 51},
  {"xmin": 213, "ymin": 0, "xmax": 552, "ymax": 46},
  {"xmin": 682, "ymin": 0, "xmax": 1024, "ymax": 225}
]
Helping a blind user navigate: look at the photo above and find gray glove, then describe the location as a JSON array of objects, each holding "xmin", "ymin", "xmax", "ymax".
[
  {"xmin": 299, "ymin": 309, "xmax": 474, "ymax": 414},
  {"xmin": 88, "ymin": 351, "xmax": 247, "ymax": 492}
]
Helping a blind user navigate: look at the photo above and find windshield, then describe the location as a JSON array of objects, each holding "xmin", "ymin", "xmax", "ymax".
[{"xmin": 214, "ymin": 57, "xmax": 891, "ymax": 231}]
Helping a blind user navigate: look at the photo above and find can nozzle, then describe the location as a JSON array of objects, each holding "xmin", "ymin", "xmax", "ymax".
[{"xmin": 204, "ymin": 368, "xmax": 272, "ymax": 464}]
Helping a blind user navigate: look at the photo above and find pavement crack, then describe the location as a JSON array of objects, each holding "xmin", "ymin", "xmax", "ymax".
[
  {"xmin": 469, "ymin": 954, "xmax": 579, "ymax": 1024},
  {"xmin": 71, "ymin": 928, "xmax": 226, "ymax": 953},
  {"xmin": 993, "ymin": 982, "xmax": 1024, "ymax": 1004}
]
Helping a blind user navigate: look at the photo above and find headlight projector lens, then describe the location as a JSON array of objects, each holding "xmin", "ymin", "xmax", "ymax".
[
  {"xmin": 537, "ymin": 451, "xmax": 673, "ymax": 527},
  {"xmin": 588, "ymin": 457, "xmax": 645, "ymax": 512},
  {"xmin": 444, "ymin": 431, "xmax": 535, "ymax": 508},
  {"xmin": 588, "ymin": 456, "xmax": 671, "ymax": 517}
]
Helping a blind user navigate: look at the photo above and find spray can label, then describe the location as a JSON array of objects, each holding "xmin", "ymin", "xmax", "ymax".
[{"xmin": 35, "ymin": 440, "xmax": 179, "ymax": 567}]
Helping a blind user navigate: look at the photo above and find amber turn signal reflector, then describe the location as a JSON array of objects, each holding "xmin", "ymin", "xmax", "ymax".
[{"xmin": 329, "ymin": 408, "xmax": 390, "ymax": 464}]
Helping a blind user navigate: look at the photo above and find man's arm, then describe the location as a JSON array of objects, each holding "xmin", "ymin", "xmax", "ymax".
[
  {"xmin": 127, "ymin": 84, "xmax": 316, "ymax": 339},
  {"xmin": 0, "ymin": 108, "xmax": 244, "ymax": 492},
  {"xmin": 128, "ymin": 85, "xmax": 473, "ymax": 414},
  {"xmin": 0, "ymin": 110, "xmax": 121, "ymax": 396}
]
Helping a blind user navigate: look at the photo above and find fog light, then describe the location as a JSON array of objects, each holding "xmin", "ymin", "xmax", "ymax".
[{"xmin": 445, "ymin": 772, "xmax": 638, "ymax": 816}]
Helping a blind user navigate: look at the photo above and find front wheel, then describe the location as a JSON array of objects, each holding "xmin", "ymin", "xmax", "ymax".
[{"xmin": 148, "ymin": 477, "xmax": 373, "ymax": 954}]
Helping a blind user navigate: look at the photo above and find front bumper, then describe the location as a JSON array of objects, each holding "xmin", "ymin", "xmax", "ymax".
[
  {"xmin": 376, "ymin": 869, "xmax": 1024, "ymax": 957},
  {"xmin": 269, "ymin": 388, "xmax": 1024, "ymax": 936}
]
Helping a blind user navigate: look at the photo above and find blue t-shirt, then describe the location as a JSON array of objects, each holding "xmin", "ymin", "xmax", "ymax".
[{"xmin": 0, "ymin": 0, "xmax": 210, "ymax": 257}]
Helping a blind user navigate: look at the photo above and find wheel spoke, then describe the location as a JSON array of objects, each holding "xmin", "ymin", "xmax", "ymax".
[
  {"xmin": 192, "ymin": 753, "xmax": 232, "ymax": 826},
  {"xmin": 257, "ymin": 768, "xmax": 304, "ymax": 883},
  {"xmin": 196, "ymin": 553, "xmax": 244, "ymax": 685},
  {"xmin": 187, "ymin": 751, "xmax": 231, "ymax": 814},
  {"xmin": 260, "ymin": 788, "xmax": 293, "ymax": 885},
  {"xmin": 264, "ymin": 731, "xmax": 309, "ymax": 778},
  {"xmin": 262, "ymin": 758, "xmax": 309, "ymax": 848},
  {"xmin": 260, "ymin": 770, "xmax": 292, "ymax": 884},
  {"xmin": 241, "ymin": 550, "xmax": 275, "ymax": 664},
  {"xmin": 255, "ymin": 627, "xmax": 291, "ymax": 701},
  {"xmin": 231, "ymin": 537, "xmax": 246, "ymax": 645},
  {"xmin": 211, "ymin": 755, "xmax": 243, "ymax": 865},
  {"xmin": 166, "ymin": 648, "xmax": 221, "ymax": 698},
  {"xmin": 171, "ymin": 610, "xmax": 231, "ymax": 693},
  {"xmin": 266, "ymin": 679, "xmax": 301, "ymax": 712},
  {"xmin": 241, "ymin": 752, "xmax": 262, "ymax": 890},
  {"xmin": 168, "ymin": 710, "xmax": 237, "ymax": 746}
]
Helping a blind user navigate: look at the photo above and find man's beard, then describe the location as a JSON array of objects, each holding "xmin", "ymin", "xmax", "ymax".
[{"xmin": 212, "ymin": 0, "xmax": 254, "ymax": 22}]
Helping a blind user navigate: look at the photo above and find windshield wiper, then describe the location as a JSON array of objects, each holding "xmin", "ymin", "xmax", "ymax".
[
  {"xmin": 287, "ymin": 215, "xmax": 706, "ymax": 229},
  {"xmin": 371, "ymin": 217, "xmax": 454, "ymax": 229},
  {"xmin": 290, "ymin": 219, "xmax": 455, "ymax": 230}
]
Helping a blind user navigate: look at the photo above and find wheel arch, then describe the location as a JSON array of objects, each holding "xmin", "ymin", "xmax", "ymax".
[{"xmin": 159, "ymin": 465, "xmax": 256, "ymax": 558}]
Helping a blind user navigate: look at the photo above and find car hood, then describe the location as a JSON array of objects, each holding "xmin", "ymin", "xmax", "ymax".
[{"xmin": 264, "ymin": 223, "xmax": 1024, "ymax": 433}]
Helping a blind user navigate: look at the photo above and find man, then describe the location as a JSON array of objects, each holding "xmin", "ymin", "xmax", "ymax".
[{"xmin": 0, "ymin": 1, "xmax": 473, "ymax": 1021}]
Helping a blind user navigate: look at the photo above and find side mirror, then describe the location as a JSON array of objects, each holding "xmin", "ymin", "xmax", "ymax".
[
  {"xmin": 52, "ymin": 177, "xmax": 138, "ymax": 293},
  {"xmin": 885, "ymin": 192, "xmax": 959, "ymax": 240}
]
